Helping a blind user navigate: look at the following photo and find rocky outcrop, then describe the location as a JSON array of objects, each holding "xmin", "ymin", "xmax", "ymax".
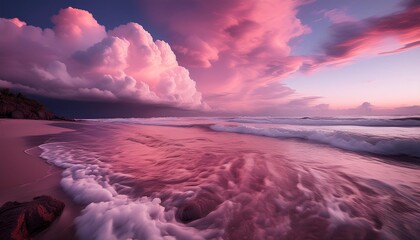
[
  {"xmin": 0, "ymin": 196, "xmax": 65, "ymax": 240},
  {"xmin": 0, "ymin": 89, "xmax": 70, "ymax": 120}
]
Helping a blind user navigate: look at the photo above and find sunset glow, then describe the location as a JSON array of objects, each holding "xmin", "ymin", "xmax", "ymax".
[
  {"xmin": 1, "ymin": 2, "xmax": 420, "ymax": 239},
  {"xmin": 0, "ymin": 0, "xmax": 419, "ymax": 116}
]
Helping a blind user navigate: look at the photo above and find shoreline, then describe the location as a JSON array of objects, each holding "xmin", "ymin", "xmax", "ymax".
[
  {"xmin": 1, "ymin": 118, "xmax": 419, "ymax": 239},
  {"xmin": 0, "ymin": 119, "xmax": 84, "ymax": 240}
]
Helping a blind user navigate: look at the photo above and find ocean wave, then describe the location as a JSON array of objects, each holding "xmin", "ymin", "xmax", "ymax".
[
  {"xmin": 37, "ymin": 122, "xmax": 420, "ymax": 239},
  {"xmin": 86, "ymin": 118, "xmax": 188, "ymax": 127},
  {"xmin": 210, "ymin": 124, "xmax": 420, "ymax": 158},
  {"xmin": 86, "ymin": 116, "xmax": 420, "ymax": 128},
  {"xmin": 227, "ymin": 117, "xmax": 420, "ymax": 127},
  {"xmin": 39, "ymin": 143, "xmax": 219, "ymax": 240},
  {"xmin": 86, "ymin": 117, "xmax": 217, "ymax": 127}
]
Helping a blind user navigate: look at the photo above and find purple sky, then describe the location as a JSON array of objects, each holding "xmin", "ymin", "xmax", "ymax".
[{"xmin": 0, "ymin": 0, "xmax": 419, "ymax": 117}]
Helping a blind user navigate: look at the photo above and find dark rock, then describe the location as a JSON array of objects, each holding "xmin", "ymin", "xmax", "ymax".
[
  {"xmin": 11, "ymin": 111, "xmax": 24, "ymax": 119},
  {"xmin": 0, "ymin": 195, "xmax": 65, "ymax": 240},
  {"xmin": 0, "ymin": 88, "xmax": 72, "ymax": 121}
]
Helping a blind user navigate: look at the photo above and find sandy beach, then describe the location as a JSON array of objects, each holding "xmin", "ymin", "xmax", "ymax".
[
  {"xmin": 1, "ymin": 118, "xmax": 419, "ymax": 239},
  {"xmin": 0, "ymin": 119, "xmax": 83, "ymax": 240}
]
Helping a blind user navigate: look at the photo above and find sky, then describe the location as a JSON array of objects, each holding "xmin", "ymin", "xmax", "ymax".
[{"xmin": 0, "ymin": 0, "xmax": 419, "ymax": 117}]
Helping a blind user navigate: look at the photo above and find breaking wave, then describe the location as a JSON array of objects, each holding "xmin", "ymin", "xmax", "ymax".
[
  {"xmin": 210, "ymin": 124, "xmax": 420, "ymax": 158},
  {"xmin": 228, "ymin": 117, "xmax": 420, "ymax": 127},
  {"xmin": 39, "ymin": 142, "xmax": 219, "ymax": 240},
  {"xmin": 87, "ymin": 117, "xmax": 420, "ymax": 159},
  {"xmin": 37, "ymin": 121, "xmax": 420, "ymax": 239}
]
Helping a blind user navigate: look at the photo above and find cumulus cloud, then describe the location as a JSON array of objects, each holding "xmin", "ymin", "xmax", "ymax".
[
  {"xmin": 307, "ymin": 0, "xmax": 420, "ymax": 70},
  {"xmin": 140, "ymin": 0, "xmax": 310, "ymax": 111},
  {"xmin": 0, "ymin": 7, "xmax": 206, "ymax": 109}
]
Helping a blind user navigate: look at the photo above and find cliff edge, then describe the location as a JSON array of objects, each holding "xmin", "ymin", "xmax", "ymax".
[{"xmin": 0, "ymin": 89, "xmax": 69, "ymax": 120}]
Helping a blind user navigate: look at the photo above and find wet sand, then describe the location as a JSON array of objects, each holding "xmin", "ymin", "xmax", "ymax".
[{"xmin": 0, "ymin": 119, "xmax": 83, "ymax": 240}]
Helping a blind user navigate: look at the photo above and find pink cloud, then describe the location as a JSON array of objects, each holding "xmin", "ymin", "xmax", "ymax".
[
  {"xmin": 52, "ymin": 7, "xmax": 107, "ymax": 52},
  {"xmin": 9, "ymin": 18, "xmax": 26, "ymax": 27},
  {"xmin": 380, "ymin": 40, "xmax": 420, "ymax": 54},
  {"xmin": 307, "ymin": 1, "xmax": 420, "ymax": 70},
  {"xmin": 141, "ymin": 0, "xmax": 310, "ymax": 111},
  {"xmin": 0, "ymin": 7, "xmax": 206, "ymax": 109},
  {"xmin": 320, "ymin": 9, "xmax": 355, "ymax": 24}
]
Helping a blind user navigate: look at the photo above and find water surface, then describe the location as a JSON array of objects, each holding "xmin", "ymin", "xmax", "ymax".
[{"xmin": 39, "ymin": 117, "xmax": 420, "ymax": 239}]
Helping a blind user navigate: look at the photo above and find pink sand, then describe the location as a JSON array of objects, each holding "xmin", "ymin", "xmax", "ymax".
[{"xmin": 0, "ymin": 119, "xmax": 82, "ymax": 240}]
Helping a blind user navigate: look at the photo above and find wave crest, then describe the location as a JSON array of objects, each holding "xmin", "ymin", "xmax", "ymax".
[{"xmin": 210, "ymin": 124, "xmax": 420, "ymax": 158}]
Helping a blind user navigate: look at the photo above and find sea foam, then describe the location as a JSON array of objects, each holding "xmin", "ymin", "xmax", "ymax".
[
  {"xmin": 39, "ymin": 143, "xmax": 220, "ymax": 240},
  {"xmin": 36, "ymin": 120, "xmax": 420, "ymax": 239}
]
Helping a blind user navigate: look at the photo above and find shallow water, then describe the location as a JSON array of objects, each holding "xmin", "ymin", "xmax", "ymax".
[{"xmin": 39, "ymin": 118, "xmax": 420, "ymax": 239}]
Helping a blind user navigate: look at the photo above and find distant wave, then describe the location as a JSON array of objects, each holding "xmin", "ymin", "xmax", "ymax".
[
  {"xmin": 228, "ymin": 117, "xmax": 420, "ymax": 127},
  {"xmin": 86, "ymin": 117, "xmax": 218, "ymax": 127},
  {"xmin": 210, "ymin": 124, "xmax": 420, "ymax": 158},
  {"xmin": 86, "ymin": 117, "xmax": 420, "ymax": 158},
  {"xmin": 87, "ymin": 117, "xmax": 189, "ymax": 126},
  {"xmin": 88, "ymin": 116, "xmax": 420, "ymax": 127}
]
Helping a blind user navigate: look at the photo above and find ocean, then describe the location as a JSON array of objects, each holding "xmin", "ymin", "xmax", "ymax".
[{"xmin": 37, "ymin": 116, "xmax": 420, "ymax": 239}]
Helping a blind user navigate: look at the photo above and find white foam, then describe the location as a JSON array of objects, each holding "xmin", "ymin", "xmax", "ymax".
[
  {"xmin": 75, "ymin": 197, "xmax": 214, "ymax": 240},
  {"xmin": 39, "ymin": 143, "xmax": 221, "ymax": 240},
  {"xmin": 40, "ymin": 143, "xmax": 117, "ymax": 204},
  {"xmin": 60, "ymin": 166, "xmax": 116, "ymax": 204},
  {"xmin": 210, "ymin": 124, "xmax": 420, "ymax": 158}
]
